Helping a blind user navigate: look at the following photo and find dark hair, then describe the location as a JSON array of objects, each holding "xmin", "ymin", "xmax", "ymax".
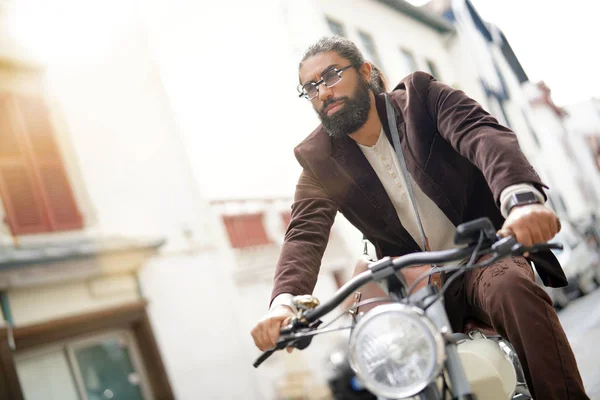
[
  {"xmin": 369, "ymin": 63, "xmax": 388, "ymax": 94},
  {"xmin": 299, "ymin": 36, "xmax": 365, "ymax": 69},
  {"xmin": 299, "ymin": 36, "xmax": 386, "ymax": 94}
]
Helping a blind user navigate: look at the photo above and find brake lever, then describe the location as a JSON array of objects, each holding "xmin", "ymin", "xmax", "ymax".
[
  {"xmin": 530, "ymin": 243, "xmax": 563, "ymax": 252},
  {"xmin": 517, "ymin": 242, "xmax": 563, "ymax": 256},
  {"xmin": 291, "ymin": 320, "xmax": 323, "ymax": 350},
  {"xmin": 492, "ymin": 236, "xmax": 563, "ymax": 257}
]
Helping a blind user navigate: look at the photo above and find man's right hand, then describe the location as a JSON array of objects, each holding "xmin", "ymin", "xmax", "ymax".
[{"xmin": 251, "ymin": 305, "xmax": 295, "ymax": 352}]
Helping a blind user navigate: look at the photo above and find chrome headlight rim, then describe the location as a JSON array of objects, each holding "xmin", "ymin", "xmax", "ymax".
[{"xmin": 348, "ymin": 303, "xmax": 445, "ymax": 399}]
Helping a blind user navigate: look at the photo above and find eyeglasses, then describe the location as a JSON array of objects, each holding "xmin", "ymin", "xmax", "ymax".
[{"xmin": 298, "ymin": 65, "xmax": 354, "ymax": 100}]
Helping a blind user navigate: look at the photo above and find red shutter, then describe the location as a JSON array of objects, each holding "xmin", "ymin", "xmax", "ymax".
[
  {"xmin": 0, "ymin": 93, "xmax": 82, "ymax": 235},
  {"xmin": 0, "ymin": 94, "xmax": 52, "ymax": 234},
  {"xmin": 222, "ymin": 213, "xmax": 271, "ymax": 249},
  {"xmin": 15, "ymin": 96, "xmax": 83, "ymax": 231}
]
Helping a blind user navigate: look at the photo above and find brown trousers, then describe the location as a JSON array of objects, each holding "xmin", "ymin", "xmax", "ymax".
[
  {"xmin": 445, "ymin": 256, "xmax": 589, "ymax": 399},
  {"xmin": 347, "ymin": 257, "xmax": 589, "ymax": 399}
]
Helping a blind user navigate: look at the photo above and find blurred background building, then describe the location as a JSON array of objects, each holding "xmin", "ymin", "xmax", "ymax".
[{"xmin": 0, "ymin": 0, "xmax": 599, "ymax": 399}]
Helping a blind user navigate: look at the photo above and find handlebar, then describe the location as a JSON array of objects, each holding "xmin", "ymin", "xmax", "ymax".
[
  {"xmin": 304, "ymin": 243, "xmax": 481, "ymax": 324},
  {"xmin": 253, "ymin": 233, "xmax": 562, "ymax": 368}
]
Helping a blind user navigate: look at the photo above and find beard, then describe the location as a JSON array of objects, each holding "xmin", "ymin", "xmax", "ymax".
[{"xmin": 317, "ymin": 78, "xmax": 372, "ymax": 139}]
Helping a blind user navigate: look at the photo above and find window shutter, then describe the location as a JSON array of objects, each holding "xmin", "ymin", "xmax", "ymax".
[
  {"xmin": 0, "ymin": 93, "xmax": 83, "ymax": 235},
  {"xmin": 0, "ymin": 94, "xmax": 52, "ymax": 234},
  {"xmin": 15, "ymin": 96, "xmax": 83, "ymax": 231},
  {"xmin": 223, "ymin": 213, "xmax": 271, "ymax": 249}
]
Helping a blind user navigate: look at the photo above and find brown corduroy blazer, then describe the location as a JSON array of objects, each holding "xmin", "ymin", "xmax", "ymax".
[{"xmin": 271, "ymin": 71, "xmax": 567, "ymax": 302}]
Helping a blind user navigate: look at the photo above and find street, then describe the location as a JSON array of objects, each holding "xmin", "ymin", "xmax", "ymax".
[{"xmin": 559, "ymin": 288, "xmax": 600, "ymax": 399}]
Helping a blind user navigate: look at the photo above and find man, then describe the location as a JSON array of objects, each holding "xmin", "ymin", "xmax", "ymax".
[{"xmin": 251, "ymin": 37, "xmax": 588, "ymax": 399}]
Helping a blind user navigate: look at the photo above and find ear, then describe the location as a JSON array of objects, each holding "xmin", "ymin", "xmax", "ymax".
[{"xmin": 358, "ymin": 62, "xmax": 372, "ymax": 82}]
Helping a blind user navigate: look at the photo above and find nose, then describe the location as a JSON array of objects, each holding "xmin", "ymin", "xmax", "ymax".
[{"xmin": 317, "ymin": 83, "xmax": 333, "ymax": 103}]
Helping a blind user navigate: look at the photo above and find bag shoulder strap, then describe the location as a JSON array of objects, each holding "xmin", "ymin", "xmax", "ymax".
[{"xmin": 384, "ymin": 95, "xmax": 430, "ymax": 251}]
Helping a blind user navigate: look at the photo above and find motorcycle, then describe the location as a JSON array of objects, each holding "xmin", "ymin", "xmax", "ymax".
[{"xmin": 253, "ymin": 217, "xmax": 562, "ymax": 400}]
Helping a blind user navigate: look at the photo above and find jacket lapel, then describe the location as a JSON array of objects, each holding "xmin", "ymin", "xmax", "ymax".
[
  {"xmin": 376, "ymin": 93, "xmax": 462, "ymax": 226},
  {"xmin": 330, "ymin": 127, "xmax": 421, "ymax": 252}
]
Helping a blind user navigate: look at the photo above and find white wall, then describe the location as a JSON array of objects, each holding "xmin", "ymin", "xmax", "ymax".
[
  {"xmin": 45, "ymin": 18, "xmax": 215, "ymax": 253},
  {"xmin": 140, "ymin": 250, "xmax": 265, "ymax": 400},
  {"xmin": 566, "ymin": 99, "xmax": 600, "ymax": 134},
  {"xmin": 143, "ymin": 0, "xmax": 313, "ymax": 201}
]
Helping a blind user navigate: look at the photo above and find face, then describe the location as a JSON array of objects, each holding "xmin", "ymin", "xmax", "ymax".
[{"xmin": 299, "ymin": 51, "xmax": 373, "ymax": 138}]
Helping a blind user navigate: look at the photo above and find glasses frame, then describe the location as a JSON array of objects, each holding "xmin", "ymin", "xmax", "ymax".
[{"xmin": 298, "ymin": 64, "xmax": 354, "ymax": 100}]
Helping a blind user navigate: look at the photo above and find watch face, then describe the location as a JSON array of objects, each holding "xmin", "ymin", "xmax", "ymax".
[{"xmin": 515, "ymin": 192, "xmax": 538, "ymax": 202}]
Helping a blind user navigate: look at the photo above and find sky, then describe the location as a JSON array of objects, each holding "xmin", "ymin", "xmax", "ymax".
[{"xmin": 410, "ymin": 0, "xmax": 599, "ymax": 106}]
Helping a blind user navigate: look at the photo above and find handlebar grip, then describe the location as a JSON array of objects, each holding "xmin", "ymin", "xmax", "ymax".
[
  {"xmin": 253, "ymin": 349, "xmax": 275, "ymax": 368},
  {"xmin": 530, "ymin": 242, "xmax": 563, "ymax": 252},
  {"xmin": 280, "ymin": 326, "xmax": 294, "ymax": 336}
]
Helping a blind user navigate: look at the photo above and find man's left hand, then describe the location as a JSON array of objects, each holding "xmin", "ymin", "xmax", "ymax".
[{"xmin": 498, "ymin": 204, "xmax": 561, "ymax": 247}]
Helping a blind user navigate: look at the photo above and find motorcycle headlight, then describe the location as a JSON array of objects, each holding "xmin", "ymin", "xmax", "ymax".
[{"xmin": 349, "ymin": 303, "xmax": 445, "ymax": 399}]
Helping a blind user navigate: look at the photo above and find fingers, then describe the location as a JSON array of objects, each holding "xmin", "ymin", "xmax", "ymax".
[
  {"xmin": 498, "ymin": 225, "xmax": 534, "ymax": 247},
  {"xmin": 251, "ymin": 308, "xmax": 294, "ymax": 351},
  {"xmin": 250, "ymin": 326, "xmax": 261, "ymax": 349},
  {"xmin": 251, "ymin": 324, "xmax": 271, "ymax": 351},
  {"xmin": 251, "ymin": 318, "xmax": 280, "ymax": 351},
  {"xmin": 539, "ymin": 219, "xmax": 553, "ymax": 242},
  {"xmin": 497, "ymin": 227, "xmax": 513, "ymax": 239},
  {"xmin": 251, "ymin": 323, "xmax": 272, "ymax": 352},
  {"xmin": 513, "ymin": 225, "xmax": 534, "ymax": 247},
  {"xmin": 501, "ymin": 204, "xmax": 559, "ymax": 247},
  {"xmin": 266, "ymin": 318, "xmax": 283, "ymax": 349}
]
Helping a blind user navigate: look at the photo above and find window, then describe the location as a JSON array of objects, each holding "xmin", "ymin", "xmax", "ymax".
[
  {"xmin": 358, "ymin": 30, "xmax": 384, "ymax": 70},
  {"xmin": 426, "ymin": 59, "xmax": 441, "ymax": 80},
  {"xmin": 326, "ymin": 17, "xmax": 346, "ymax": 37},
  {"xmin": 0, "ymin": 93, "xmax": 83, "ymax": 235},
  {"xmin": 15, "ymin": 331, "xmax": 152, "ymax": 400},
  {"xmin": 400, "ymin": 48, "xmax": 418, "ymax": 75},
  {"xmin": 222, "ymin": 213, "xmax": 271, "ymax": 249}
]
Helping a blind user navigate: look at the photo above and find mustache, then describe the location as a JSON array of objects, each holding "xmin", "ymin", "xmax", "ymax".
[{"xmin": 320, "ymin": 97, "xmax": 349, "ymax": 114}]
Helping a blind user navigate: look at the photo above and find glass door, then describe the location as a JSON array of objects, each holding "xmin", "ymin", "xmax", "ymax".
[{"xmin": 68, "ymin": 331, "xmax": 153, "ymax": 400}]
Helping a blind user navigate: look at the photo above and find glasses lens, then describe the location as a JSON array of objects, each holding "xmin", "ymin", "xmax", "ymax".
[
  {"xmin": 323, "ymin": 70, "xmax": 342, "ymax": 88},
  {"xmin": 303, "ymin": 84, "xmax": 318, "ymax": 100}
]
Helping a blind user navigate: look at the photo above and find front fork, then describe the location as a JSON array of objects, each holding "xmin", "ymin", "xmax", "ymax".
[
  {"xmin": 388, "ymin": 284, "xmax": 477, "ymax": 400},
  {"xmin": 424, "ymin": 289, "xmax": 475, "ymax": 399}
]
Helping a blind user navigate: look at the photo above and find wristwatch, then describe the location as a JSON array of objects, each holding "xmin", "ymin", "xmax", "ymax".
[{"xmin": 506, "ymin": 191, "xmax": 542, "ymax": 215}]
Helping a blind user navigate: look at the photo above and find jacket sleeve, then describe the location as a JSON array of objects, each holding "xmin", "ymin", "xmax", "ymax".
[
  {"xmin": 270, "ymin": 150, "xmax": 338, "ymax": 304},
  {"xmin": 412, "ymin": 72, "xmax": 547, "ymax": 204}
]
